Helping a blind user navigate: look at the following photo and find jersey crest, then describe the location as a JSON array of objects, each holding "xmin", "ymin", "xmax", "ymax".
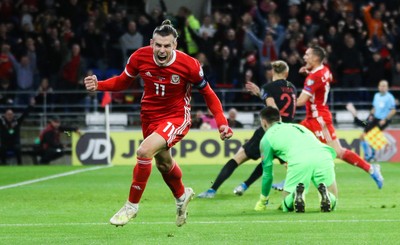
[{"xmin": 171, "ymin": 74, "xmax": 180, "ymax": 84}]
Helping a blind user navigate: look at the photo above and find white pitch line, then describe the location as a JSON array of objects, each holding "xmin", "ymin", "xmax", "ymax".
[
  {"xmin": 0, "ymin": 165, "xmax": 112, "ymax": 190},
  {"xmin": 1, "ymin": 219, "xmax": 400, "ymax": 227}
]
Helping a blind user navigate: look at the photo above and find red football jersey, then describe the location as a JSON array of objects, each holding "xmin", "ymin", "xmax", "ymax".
[
  {"xmin": 302, "ymin": 65, "xmax": 333, "ymax": 122},
  {"xmin": 125, "ymin": 46, "xmax": 204, "ymax": 123}
]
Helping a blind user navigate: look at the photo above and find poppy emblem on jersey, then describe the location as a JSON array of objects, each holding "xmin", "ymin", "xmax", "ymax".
[
  {"xmin": 171, "ymin": 74, "xmax": 180, "ymax": 84},
  {"xmin": 307, "ymin": 79, "xmax": 314, "ymax": 86}
]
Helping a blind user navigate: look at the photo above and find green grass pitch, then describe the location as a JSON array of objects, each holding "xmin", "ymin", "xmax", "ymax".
[{"xmin": 0, "ymin": 162, "xmax": 399, "ymax": 244}]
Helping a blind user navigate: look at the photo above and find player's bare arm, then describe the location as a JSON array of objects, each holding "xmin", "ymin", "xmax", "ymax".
[
  {"xmin": 296, "ymin": 92, "xmax": 311, "ymax": 107},
  {"xmin": 245, "ymin": 81, "xmax": 261, "ymax": 97},
  {"xmin": 299, "ymin": 66, "xmax": 309, "ymax": 75},
  {"xmin": 265, "ymin": 97, "xmax": 278, "ymax": 108}
]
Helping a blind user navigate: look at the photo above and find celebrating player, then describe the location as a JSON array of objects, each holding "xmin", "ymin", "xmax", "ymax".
[
  {"xmin": 84, "ymin": 20, "xmax": 233, "ymax": 227},
  {"xmin": 197, "ymin": 60, "xmax": 296, "ymax": 198},
  {"xmin": 296, "ymin": 45, "xmax": 383, "ymax": 189},
  {"xmin": 254, "ymin": 106, "xmax": 338, "ymax": 213}
]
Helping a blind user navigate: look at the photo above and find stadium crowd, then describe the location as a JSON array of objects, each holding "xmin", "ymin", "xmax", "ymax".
[{"xmin": 0, "ymin": 0, "xmax": 399, "ymax": 111}]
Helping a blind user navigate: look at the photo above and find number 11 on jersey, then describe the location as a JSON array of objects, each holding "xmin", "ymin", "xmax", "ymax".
[{"xmin": 154, "ymin": 82, "xmax": 165, "ymax": 96}]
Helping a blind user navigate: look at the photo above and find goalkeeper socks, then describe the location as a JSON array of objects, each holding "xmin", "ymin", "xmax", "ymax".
[
  {"xmin": 282, "ymin": 193, "xmax": 294, "ymax": 212},
  {"xmin": 342, "ymin": 149, "xmax": 371, "ymax": 172},
  {"xmin": 244, "ymin": 162, "xmax": 263, "ymax": 187},
  {"xmin": 211, "ymin": 159, "xmax": 239, "ymax": 191},
  {"xmin": 329, "ymin": 192, "xmax": 337, "ymax": 210},
  {"xmin": 128, "ymin": 157, "xmax": 152, "ymax": 203},
  {"xmin": 161, "ymin": 161, "xmax": 185, "ymax": 198}
]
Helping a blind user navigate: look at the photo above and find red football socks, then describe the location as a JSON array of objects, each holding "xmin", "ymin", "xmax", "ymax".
[
  {"xmin": 161, "ymin": 161, "xmax": 185, "ymax": 198},
  {"xmin": 342, "ymin": 149, "xmax": 371, "ymax": 172},
  {"xmin": 128, "ymin": 157, "xmax": 152, "ymax": 203}
]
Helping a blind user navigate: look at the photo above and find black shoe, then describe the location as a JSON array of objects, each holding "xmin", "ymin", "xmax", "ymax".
[
  {"xmin": 317, "ymin": 183, "xmax": 331, "ymax": 212},
  {"xmin": 294, "ymin": 183, "xmax": 305, "ymax": 213}
]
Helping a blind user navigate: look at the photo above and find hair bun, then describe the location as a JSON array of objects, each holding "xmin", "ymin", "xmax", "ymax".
[{"xmin": 161, "ymin": 19, "xmax": 172, "ymax": 26}]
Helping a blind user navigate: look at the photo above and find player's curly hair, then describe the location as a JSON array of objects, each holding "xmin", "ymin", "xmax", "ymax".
[
  {"xmin": 153, "ymin": 19, "xmax": 179, "ymax": 39},
  {"xmin": 271, "ymin": 60, "xmax": 289, "ymax": 74}
]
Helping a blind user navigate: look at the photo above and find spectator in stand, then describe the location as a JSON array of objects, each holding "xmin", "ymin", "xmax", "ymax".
[
  {"xmin": 286, "ymin": 52, "xmax": 303, "ymax": 88},
  {"xmin": 302, "ymin": 15, "xmax": 319, "ymax": 45},
  {"xmin": 191, "ymin": 110, "xmax": 204, "ymax": 129},
  {"xmin": 81, "ymin": 20, "xmax": 105, "ymax": 69},
  {"xmin": 7, "ymin": 41, "xmax": 37, "ymax": 105},
  {"xmin": 199, "ymin": 15, "xmax": 216, "ymax": 38},
  {"xmin": 176, "ymin": 6, "xmax": 201, "ymax": 56},
  {"xmin": 38, "ymin": 116, "xmax": 79, "ymax": 165},
  {"xmin": 35, "ymin": 77, "xmax": 54, "ymax": 111},
  {"xmin": 0, "ymin": 44, "xmax": 13, "ymax": 85},
  {"xmin": 212, "ymin": 45, "xmax": 239, "ymax": 103},
  {"xmin": 265, "ymin": 13, "xmax": 286, "ymax": 53},
  {"xmin": 364, "ymin": 51, "xmax": 385, "ymax": 87},
  {"xmin": 245, "ymin": 28, "xmax": 278, "ymax": 67},
  {"xmin": 0, "ymin": 79, "xmax": 14, "ymax": 106},
  {"xmin": 119, "ymin": 20, "xmax": 143, "ymax": 65},
  {"xmin": 105, "ymin": 11, "xmax": 127, "ymax": 69},
  {"xmin": 137, "ymin": 14, "xmax": 157, "ymax": 45},
  {"xmin": 45, "ymin": 39, "xmax": 64, "ymax": 88},
  {"xmin": 0, "ymin": 98, "xmax": 35, "ymax": 165},
  {"xmin": 337, "ymin": 34, "xmax": 363, "ymax": 88},
  {"xmin": 363, "ymin": 3, "xmax": 384, "ymax": 41},
  {"xmin": 59, "ymin": 44, "xmax": 86, "ymax": 108},
  {"xmin": 227, "ymin": 108, "xmax": 244, "ymax": 128}
]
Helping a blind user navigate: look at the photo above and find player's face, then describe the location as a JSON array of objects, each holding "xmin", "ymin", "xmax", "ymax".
[
  {"xmin": 378, "ymin": 81, "xmax": 389, "ymax": 94},
  {"xmin": 4, "ymin": 110, "xmax": 13, "ymax": 122},
  {"xmin": 151, "ymin": 34, "xmax": 177, "ymax": 66},
  {"xmin": 303, "ymin": 48, "xmax": 317, "ymax": 70}
]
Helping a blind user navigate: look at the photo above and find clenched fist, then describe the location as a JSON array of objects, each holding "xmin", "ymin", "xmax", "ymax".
[{"xmin": 84, "ymin": 75, "xmax": 98, "ymax": 91}]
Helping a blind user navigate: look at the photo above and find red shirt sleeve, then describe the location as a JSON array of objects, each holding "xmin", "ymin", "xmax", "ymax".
[
  {"xmin": 97, "ymin": 72, "xmax": 133, "ymax": 91},
  {"xmin": 125, "ymin": 52, "xmax": 139, "ymax": 78},
  {"xmin": 302, "ymin": 74, "xmax": 319, "ymax": 96}
]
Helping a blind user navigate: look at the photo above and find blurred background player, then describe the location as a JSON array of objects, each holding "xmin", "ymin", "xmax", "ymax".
[
  {"xmin": 84, "ymin": 20, "xmax": 233, "ymax": 226},
  {"xmin": 296, "ymin": 45, "xmax": 383, "ymax": 189},
  {"xmin": 0, "ymin": 98, "xmax": 35, "ymax": 165},
  {"xmin": 198, "ymin": 60, "xmax": 296, "ymax": 198},
  {"xmin": 346, "ymin": 80, "xmax": 396, "ymax": 161},
  {"xmin": 254, "ymin": 106, "xmax": 338, "ymax": 213},
  {"xmin": 37, "ymin": 116, "xmax": 79, "ymax": 165}
]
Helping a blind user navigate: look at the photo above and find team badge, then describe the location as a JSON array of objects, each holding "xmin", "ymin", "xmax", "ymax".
[
  {"xmin": 171, "ymin": 74, "xmax": 180, "ymax": 84},
  {"xmin": 199, "ymin": 67, "xmax": 204, "ymax": 77},
  {"xmin": 307, "ymin": 79, "xmax": 314, "ymax": 86}
]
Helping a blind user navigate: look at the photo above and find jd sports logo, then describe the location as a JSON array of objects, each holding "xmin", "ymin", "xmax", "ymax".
[{"xmin": 76, "ymin": 133, "xmax": 115, "ymax": 165}]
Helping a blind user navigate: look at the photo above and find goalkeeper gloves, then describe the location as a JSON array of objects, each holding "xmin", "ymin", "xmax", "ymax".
[{"xmin": 254, "ymin": 194, "xmax": 269, "ymax": 211}]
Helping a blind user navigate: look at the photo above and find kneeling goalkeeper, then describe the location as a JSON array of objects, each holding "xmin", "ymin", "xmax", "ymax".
[{"xmin": 255, "ymin": 106, "xmax": 338, "ymax": 212}]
